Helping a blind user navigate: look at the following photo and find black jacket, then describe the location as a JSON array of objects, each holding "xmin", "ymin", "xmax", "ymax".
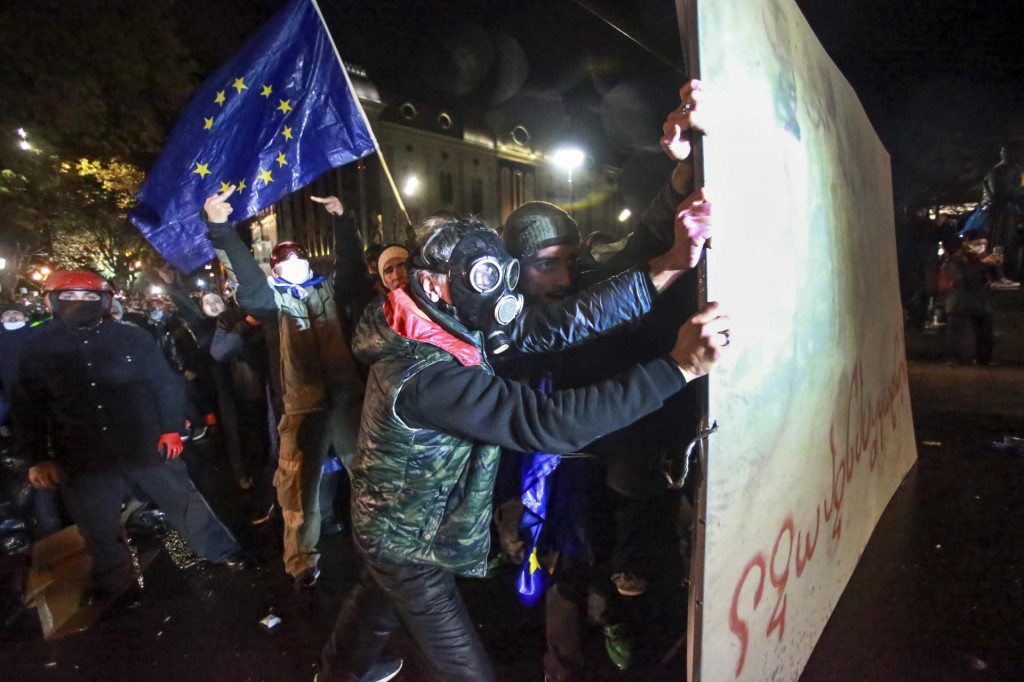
[{"xmin": 12, "ymin": 318, "xmax": 184, "ymax": 473}]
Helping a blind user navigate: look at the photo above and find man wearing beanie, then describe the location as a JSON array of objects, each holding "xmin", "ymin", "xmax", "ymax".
[{"xmin": 495, "ymin": 80, "xmax": 711, "ymax": 680}]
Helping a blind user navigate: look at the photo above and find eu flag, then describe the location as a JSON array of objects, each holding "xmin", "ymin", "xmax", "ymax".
[{"xmin": 130, "ymin": 0, "xmax": 376, "ymax": 272}]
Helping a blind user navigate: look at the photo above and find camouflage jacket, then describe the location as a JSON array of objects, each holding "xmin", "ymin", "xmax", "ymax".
[{"xmin": 350, "ymin": 286, "xmax": 498, "ymax": 576}]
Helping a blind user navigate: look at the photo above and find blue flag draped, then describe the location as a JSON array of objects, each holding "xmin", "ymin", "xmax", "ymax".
[
  {"xmin": 516, "ymin": 450, "xmax": 561, "ymax": 606},
  {"xmin": 130, "ymin": 0, "xmax": 376, "ymax": 272}
]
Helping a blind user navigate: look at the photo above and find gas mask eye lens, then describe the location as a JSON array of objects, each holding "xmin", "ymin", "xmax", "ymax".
[
  {"xmin": 506, "ymin": 259, "xmax": 520, "ymax": 290},
  {"xmin": 468, "ymin": 257, "xmax": 502, "ymax": 294}
]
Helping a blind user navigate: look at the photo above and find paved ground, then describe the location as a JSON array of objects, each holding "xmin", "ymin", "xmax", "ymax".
[
  {"xmin": 802, "ymin": 361, "xmax": 1024, "ymax": 682},
  {"xmin": 3, "ymin": 320, "xmax": 1024, "ymax": 681}
]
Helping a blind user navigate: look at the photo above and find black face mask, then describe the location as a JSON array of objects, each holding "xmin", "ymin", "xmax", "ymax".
[
  {"xmin": 53, "ymin": 298, "xmax": 105, "ymax": 329},
  {"xmin": 442, "ymin": 230, "xmax": 524, "ymax": 355}
]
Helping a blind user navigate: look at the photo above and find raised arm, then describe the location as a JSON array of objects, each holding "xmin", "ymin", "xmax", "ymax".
[{"xmin": 202, "ymin": 187, "xmax": 279, "ymax": 318}]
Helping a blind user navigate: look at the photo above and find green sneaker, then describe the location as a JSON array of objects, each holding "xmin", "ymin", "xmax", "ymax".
[{"xmin": 603, "ymin": 623, "xmax": 633, "ymax": 671}]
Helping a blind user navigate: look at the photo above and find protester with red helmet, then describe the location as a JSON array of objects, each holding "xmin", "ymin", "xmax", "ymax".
[{"xmin": 11, "ymin": 269, "xmax": 246, "ymax": 604}]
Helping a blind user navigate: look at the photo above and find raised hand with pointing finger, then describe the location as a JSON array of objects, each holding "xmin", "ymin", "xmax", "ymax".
[
  {"xmin": 204, "ymin": 185, "xmax": 236, "ymax": 224},
  {"xmin": 310, "ymin": 195, "xmax": 344, "ymax": 216}
]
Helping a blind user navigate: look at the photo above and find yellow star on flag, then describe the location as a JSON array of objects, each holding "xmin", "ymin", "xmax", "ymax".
[
  {"xmin": 237, "ymin": 179, "xmax": 247, "ymax": 192},
  {"xmin": 281, "ymin": 126, "xmax": 294, "ymax": 141},
  {"xmin": 219, "ymin": 181, "xmax": 232, "ymax": 193},
  {"xmin": 232, "ymin": 77, "xmax": 248, "ymax": 94},
  {"xmin": 193, "ymin": 163, "xmax": 211, "ymax": 179},
  {"xmin": 277, "ymin": 99, "xmax": 292, "ymax": 114},
  {"xmin": 260, "ymin": 84, "xmax": 273, "ymax": 98},
  {"xmin": 276, "ymin": 152, "xmax": 288, "ymax": 167},
  {"xmin": 528, "ymin": 547, "xmax": 541, "ymax": 575},
  {"xmin": 204, "ymin": 117, "xmax": 213, "ymax": 130},
  {"xmin": 257, "ymin": 168, "xmax": 274, "ymax": 185},
  {"xmin": 214, "ymin": 91, "xmax": 226, "ymax": 106}
]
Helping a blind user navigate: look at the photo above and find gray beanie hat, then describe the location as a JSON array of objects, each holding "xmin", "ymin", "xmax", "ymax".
[{"xmin": 503, "ymin": 202, "xmax": 580, "ymax": 259}]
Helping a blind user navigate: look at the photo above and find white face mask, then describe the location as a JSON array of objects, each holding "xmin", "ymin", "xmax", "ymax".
[
  {"xmin": 968, "ymin": 243, "xmax": 986, "ymax": 255},
  {"xmin": 149, "ymin": 309, "xmax": 165, "ymax": 321},
  {"xmin": 2, "ymin": 321, "xmax": 26, "ymax": 331},
  {"xmin": 276, "ymin": 259, "xmax": 312, "ymax": 285}
]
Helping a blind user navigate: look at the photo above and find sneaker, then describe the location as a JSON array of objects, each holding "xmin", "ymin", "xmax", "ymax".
[
  {"xmin": 294, "ymin": 566, "xmax": 321, "ymax": 592},
  {"xmin": 603, "ymin": 623, "xmax": 633, "ymax": 671},
  {"xmin": 991, "ymin": 278, "xmax": 1021, "ymax": 290},
  {"xmin": 361, "ymin": 656, "xmax": 403, "ymax": 682},
  {"xmin": 610, "ymin": 571, "xmax": 648, "ymax": 597}
]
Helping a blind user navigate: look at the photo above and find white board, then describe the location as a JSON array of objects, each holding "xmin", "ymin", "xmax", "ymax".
[{"xmin": 691, "ymin": 0, "xmax": 918, "ymax": 680}]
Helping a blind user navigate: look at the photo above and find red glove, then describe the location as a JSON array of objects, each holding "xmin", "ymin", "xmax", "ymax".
[{"xmin": 158, "ymin": 433, "xmax": 184, "ymax": 459}]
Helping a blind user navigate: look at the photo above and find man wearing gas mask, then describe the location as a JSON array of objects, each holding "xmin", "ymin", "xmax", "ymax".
[
  {"xmin": 315, "ymin": 216, "xmax": 729, "ymax": 682},
  {"xmin": 11, "ymin": 270, "xmax": 245, "ymax": 604},
  {"xmin": 203, "ymin": 189, "xmax": 367, "ymax": 591}
]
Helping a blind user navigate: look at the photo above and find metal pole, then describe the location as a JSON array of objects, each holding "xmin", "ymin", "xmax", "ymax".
[{"xmin": 311, "ymin": 0, "xmax": 411, "ymax": 228}]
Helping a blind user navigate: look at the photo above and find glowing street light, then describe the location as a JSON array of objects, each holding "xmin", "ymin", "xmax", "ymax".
[
  {"xmin": 551, "ymin": 147, "xmax": 585, "ymax": 217},
  {"xmin": 618, "ymin": 208, "xmax": 632, "ymax": 222},
  {"xmin": 150, "ymin": 285, "xmax": 163, "ymax": 295},
  {"xmin": 402, "ymin": 175, "xmax": 420, "ymax": 197},
  {"xmin": 31, "ymin": 272, "xmax": 43, "ymax": 281},
  {"xmin": 16, "ymin": 128, "xmax": 27, "ymax": 139},
  {"xmin": 196, "ymin": 279, "xmax": 206, "ymax": 288},
  {"xmin": 18, "ymin": 140, "xmax": 31, "ymax": 151},
  {"xmin": 551, "ymin": 147, "xmax": 585, "ymax": 172},
  {"xmin": 39, "ymin": 266, "xmax": 51, "ymax": 276}
]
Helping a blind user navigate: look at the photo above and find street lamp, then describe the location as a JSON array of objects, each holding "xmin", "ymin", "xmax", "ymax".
[
  {"xmin": 402, "ymin": 175, "xmax": 420, "ymax": 197},
  {"xmin": 551, "ymin": 147, "xmax": 585, "ymax": 217},
  {"xmin": 618, "ymin": 208, "xmax": 632, "ymax": 222}
]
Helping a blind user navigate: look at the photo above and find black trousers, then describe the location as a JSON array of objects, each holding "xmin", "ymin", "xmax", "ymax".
[
  {"xmin": 947, "ymin": 312, "xmax": 994, "ymax": 365},
  {"xmin": 60, "ymin": 458, "xmax": 240, "ymax": 594},
  {"xmin": 320, "ymin": 559, "xmax": 495, "ymax": 682}
]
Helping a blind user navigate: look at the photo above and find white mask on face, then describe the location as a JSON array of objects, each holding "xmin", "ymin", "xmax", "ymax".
[
  {"xmin": 3, "ymin": 321, "xmax": 26, "ymax": 331},
  {"xmin": 276, "ymin": 259, "xmax": 312, "ymax": 285},
  {"xmin": 968, "ymin": 244, "xmax": 986, "ymax": 255}
]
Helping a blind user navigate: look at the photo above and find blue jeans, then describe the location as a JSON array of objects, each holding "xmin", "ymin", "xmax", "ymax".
[{"xmin": 321, "ymin": 559, "xmax": 495, "ymax": 682}]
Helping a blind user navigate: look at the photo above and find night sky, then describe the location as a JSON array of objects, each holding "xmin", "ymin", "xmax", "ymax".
[
  {"xmin": 305, "ymin": 0, "xmax": 1024, "ymax": 208},
  {"xmin": 3, "ymin": 0, "xmax": 1021, "ymax": 209}
]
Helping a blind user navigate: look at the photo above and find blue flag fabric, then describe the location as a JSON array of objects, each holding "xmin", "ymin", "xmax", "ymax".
[
  {"xmin": 516, "ymin": 450, "xmax": 561, "ymax": 606},
  {"xmin": 130, "ymin": 0, "xmax": 375, "ymax": 272}
]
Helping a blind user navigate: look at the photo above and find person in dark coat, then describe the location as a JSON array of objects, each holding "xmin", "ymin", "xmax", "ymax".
[
  {"xmin": 12, "ymin": 270, "xmax": 245, "ymax": 601},
  {"xmin": 943, "ymin": 230, "xmax": 1004, "ymax": 365}
]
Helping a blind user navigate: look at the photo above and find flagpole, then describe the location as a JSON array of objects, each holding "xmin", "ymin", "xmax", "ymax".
[{"xmin": 310, "ymin": 0, "xmax": 412, "ymax": 230}]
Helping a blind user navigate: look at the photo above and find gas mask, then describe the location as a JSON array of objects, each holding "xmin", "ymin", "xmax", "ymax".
[
  {"xmin": 149, "ymin": 308, "xmax": 165, "ymax": 321},
  {"xmin": 440, "ymin": 230, "xmax": 524, "ymax": 355},
  {"xmin": 276, "ymin": 258, "xmax": 312, "ymax": 285}
]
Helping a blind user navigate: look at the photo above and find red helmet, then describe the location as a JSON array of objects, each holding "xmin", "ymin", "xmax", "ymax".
[
  {"xmin": 45, "ymin": 269, "xmax": 114, "ymax": 294},
  {"xmin": 271, "ymin": 241, "xmax": 309, "ymax": 266},
  {"xmin": 44, "ymin": 269, "xmax": 114, "ymax": 311}
]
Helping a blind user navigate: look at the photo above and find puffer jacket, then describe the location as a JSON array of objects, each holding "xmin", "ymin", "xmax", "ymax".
[{"xmin": 349, "ymin": 282, "xmax": 688, "ymax": 577}]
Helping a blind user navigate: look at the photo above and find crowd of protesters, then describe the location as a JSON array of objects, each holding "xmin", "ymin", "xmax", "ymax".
[
  {"xmin": 897, "ymin": 141, "xmax": 1024, "ymax": 366},
  {"xmin": 0, "ymin": 81, "xmax": 728, "ymax": 682}
]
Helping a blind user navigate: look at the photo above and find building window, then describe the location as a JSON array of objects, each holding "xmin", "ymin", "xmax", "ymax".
[
  {"xmin": 439, "ymin": 171, "xmax": 454, "ymax": 205},
  {"xmin": 470, "ymin": 178, "xmax": 484, "ymax": 215},
  {"xmin": 513, "ymin": 171, "xmax": 524, "ymax": 209}
]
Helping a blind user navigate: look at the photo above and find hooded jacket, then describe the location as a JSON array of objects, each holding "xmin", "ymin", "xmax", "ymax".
[{"xmin": 349, "ymin": 283, "xmax": 688, "ymax": 576}]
